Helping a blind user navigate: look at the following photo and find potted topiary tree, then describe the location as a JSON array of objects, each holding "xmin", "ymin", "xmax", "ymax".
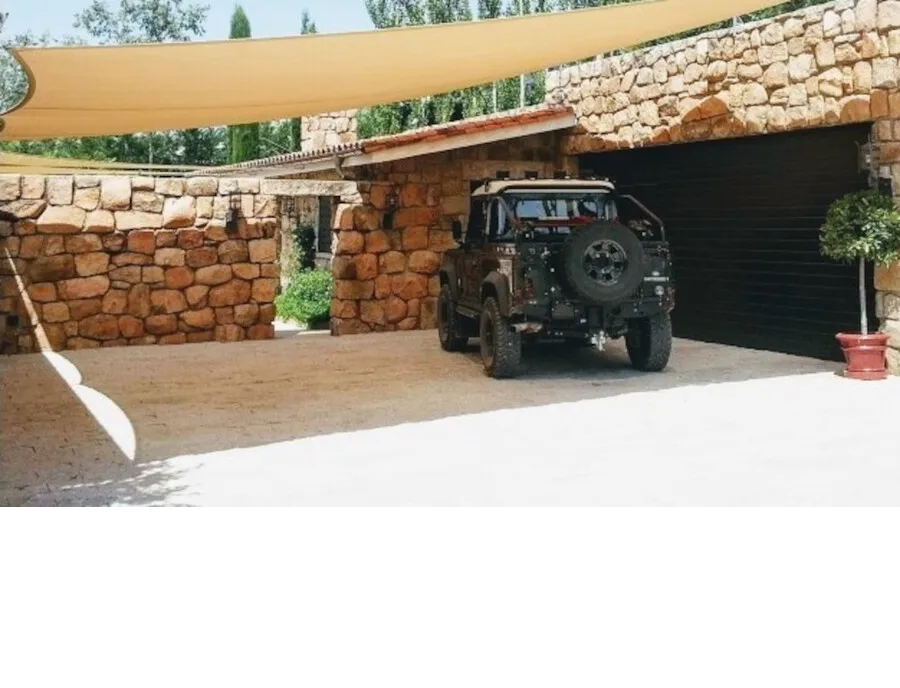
[{"xmin": 820, "ymin": 189, "xmax": 900, "ymax": 380}]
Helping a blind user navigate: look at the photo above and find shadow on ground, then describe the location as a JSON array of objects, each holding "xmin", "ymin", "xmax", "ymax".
[{"xmin": 1, "ymin": 330, "xmax": 841, "ymax": 506}]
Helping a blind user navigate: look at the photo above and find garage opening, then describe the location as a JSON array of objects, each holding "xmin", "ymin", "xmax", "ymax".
[{"xmin": 580, "ymin": 124, "xmax": 878, "ymax": 361}]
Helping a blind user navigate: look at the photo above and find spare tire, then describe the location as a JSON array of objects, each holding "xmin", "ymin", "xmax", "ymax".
[{"xmin": 561, "ymin": 221, "xmax": 645, "ymax": 304}]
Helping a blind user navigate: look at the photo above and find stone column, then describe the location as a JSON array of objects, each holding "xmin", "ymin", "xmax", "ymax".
[{"xmin": 876, "ymin": 264, "xmax": 900, "ymax": 373}]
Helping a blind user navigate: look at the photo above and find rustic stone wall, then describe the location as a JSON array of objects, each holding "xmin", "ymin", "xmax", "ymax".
[
  {"xmin": 0, "ymin": 174, "xmax": 279, "ymax": 354},
  {"xmin": 301, "ymin": 110, "xmax": 359, "ymax": 152},
  {"xmin": 327, "ymin": 134, "xmax": 575, "ymax": 335},
  {"xmin": 547, "ymin": 0, "xmax": 898, "ymax": 152},
  {"xmin": 547, "ymin": 0, "xmax": 900, "ymax": 373}
]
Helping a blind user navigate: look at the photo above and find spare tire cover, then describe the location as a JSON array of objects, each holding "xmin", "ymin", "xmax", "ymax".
[{"xmin": 561, "ymin": 221, "xmax": 645, "ymax": 304}]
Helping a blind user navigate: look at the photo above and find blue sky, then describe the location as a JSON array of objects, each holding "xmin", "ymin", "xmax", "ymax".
[{"xmin": 3, "ymin": 0, "xmax": 378, "ymax": 40}]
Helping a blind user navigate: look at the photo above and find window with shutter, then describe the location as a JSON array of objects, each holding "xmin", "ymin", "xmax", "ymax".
[{"xmin": 317, "ymin": 197, "xmax": 334, "ymax": 254}]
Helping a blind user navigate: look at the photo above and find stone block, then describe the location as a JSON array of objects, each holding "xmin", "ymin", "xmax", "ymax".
[
  {"xmin": 74, "ymin": 212, "xmax": 112, "ymax": 239},
  {"xmin": 75, "ymin": 252, "xmax": 111, "ymax": 277},
  {"xmin": 251, "ymin": 278, "xmax": 278, "ymax": 303},
  {"xmin": 46, "ymin": 176, "xmax": 74, "ymax": 205},
  {"xmin": 876, "ymin": 262, "xmax": 900, "ymax": 291},
  {"xmin": 80, "ymin": 314, "xmax": 120, "ymax": 341},
  {"xmin": 37, "ymin": 206, "xmax": 86, "ymax": 234},
  {"xmin": 21, "ymin": 176, "xmax": 45, "ymax": 199},
  {"xmin": 61, "ymin": 276, "xmax": 110, "ymax": 300},
  {"xmin": 249, "ymin": 239, "xmax": 277, "ymax": 263},
  {"xmin": 336, "ymin": 231, "xmax": 365, "ymax": 255},
  {"xmin": 186, "ymin": 178, "xmax": 218, "ymax": 196},
  {"xmin": 30, "ymin": 255, "xmax": 76, "ymax": 282},
  {"xmin": 218, "ymin": 240, "xmax": 249, "ymax": 264},
  {"xmin": 216, "ymin": 324, "xmax": 246, "ymax": 343},
  {"xmin": 196, "ymin": 265, "xmax": 233, "ymax": 286},
  {"xmin": 102, "ymin": 289, "xmax": 128, "ymax": 315},
  {"xmin": 186, "ymin": 285, "xmax": 210, "ymax": 309},
  {"xmin": 26, "ymin": 282, "xmax": 58, "ymax": 303},
  {"xmin": 163, "ymin": 196, "xmax": 197, "ymax": 229},
  {"xmin": 118, "ymin": 316, "xmax": 145, "ymax": 339},
  {"xmin": 142, "ymin": 266, "xmax": 165, "ymax": 284},
  {"xmin": 234, "ymin": 304, "xmax": 259, "ymax": 327},
  {"xmin": 156, "ymin": 178, "xmax": 185, "ymax": 196},
  {"xmin": 233, "ymin": 263, "xmax": 260, "ymax": 281},
  {"xmin": 209, "ymin": 279, "xmax": 252, "ymax": 307},
  {"xmin": 115, "ymin": 211, "xmax": 163, "ymax": 231},
  {"xmin": 392, "ymin": 273, "xmax": 429, "ymax": 300},
  {"xmin": 187, "ymin": 247, "xmax": 219, "ymax": 268},
  {"xmin": 132, "ymin": 191, "xmax": 164, "ymax": 213},
  {"xmin": 127, "ymin": 284, "xmax": 152, "ymax": 319},
  {"xmin": 2, "ymin": 199, "xmax": 47, "ymax": 220},
  {"xmin": 408, "ymin": 251, "xmax": 441, "ymax": 275},
  {"xmin": 100, "ymin": 177, "xmax": 132, "ymax": 210},
  {"xmin": 155, "ymin": 248, "xmax": 186, "ymax": 267},
  {"xmin": 146, "ymin": 314, "xmax": 178, "ymax": 336},
  {"xmin": 151, "ymin": 289, "xmax": 188, "ymax": 314},
  {"xmin": 69, "ymin": 299, "xmax": 103, "ymax": 321},
  {"xmin": 127, "ymin": 230, "xmax": 156, "ymax": 255},
  {"xmin": 42, "ymin": 302, "xmax": 70, "ymax": 323},
  {"xmin": 164, "ymin": 267, "xmax": 194, "ymax": 290}
]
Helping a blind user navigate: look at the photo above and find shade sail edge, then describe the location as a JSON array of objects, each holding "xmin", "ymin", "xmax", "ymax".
[{"xmin": 0, "ymin": 0, "xmax": 784, "ymax": 141}]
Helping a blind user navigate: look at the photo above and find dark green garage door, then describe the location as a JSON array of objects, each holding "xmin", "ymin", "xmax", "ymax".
[{"xmin": 580, "ymin": 125, "xmax": 877, "ymax": 361}]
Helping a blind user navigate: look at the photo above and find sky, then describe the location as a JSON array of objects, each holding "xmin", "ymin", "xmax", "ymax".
[{"xmin": 2, "ymin": 0, "xmax": 378, "ymax": 41}]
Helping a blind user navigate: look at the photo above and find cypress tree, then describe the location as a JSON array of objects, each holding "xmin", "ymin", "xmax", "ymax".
[{"xmin": 228, "ymin": 5, "xmax": 260, "ymax": 163}]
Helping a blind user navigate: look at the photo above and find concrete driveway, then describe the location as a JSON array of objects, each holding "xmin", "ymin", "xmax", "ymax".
[{"xmin": 2, "ymin": 328, "xmax": 898, "ymax": 506}]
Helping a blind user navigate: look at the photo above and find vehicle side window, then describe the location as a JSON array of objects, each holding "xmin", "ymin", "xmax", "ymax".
[{"xmin": 487, "ymin": 199, "xmax": 513, "ymax": 243}]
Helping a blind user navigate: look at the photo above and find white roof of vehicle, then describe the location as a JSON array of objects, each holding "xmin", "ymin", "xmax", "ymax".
[{"xmin": 471, "ymin": 178, "xmax": 616, "ymax": 197}]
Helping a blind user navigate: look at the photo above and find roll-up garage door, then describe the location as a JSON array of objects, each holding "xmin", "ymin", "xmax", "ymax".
[{"xmin": 580, "ymin": 124, "xmax": 877, "ymax": 361}]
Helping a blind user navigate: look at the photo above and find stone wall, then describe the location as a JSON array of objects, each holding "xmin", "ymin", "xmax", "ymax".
[
  {"xmin": 547, "ymin": 0, "xmax": 900, "ymax": 372},
  {"xmin": 301, "ymin": 110, "xmax": 359, "ymax": 152},
  {"xmin": 327, "ymin": 133, "xmax": 575, "ymax": 335},
  {"xmin": 547, "ymin": 0, "xmax": 900, "ymax": 152},
  {"xmin": 0, "ymin": 174, "xmax": 280, "ymax": 354}
]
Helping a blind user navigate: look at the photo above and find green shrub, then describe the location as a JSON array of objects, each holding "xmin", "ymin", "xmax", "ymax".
[
  {"xmin": 820, "ymin": 189, "xmax": 900, "ymax": 334},
  {"xmin": 275, "ymin": 268, "xmax": 332, "ymax": 327}
]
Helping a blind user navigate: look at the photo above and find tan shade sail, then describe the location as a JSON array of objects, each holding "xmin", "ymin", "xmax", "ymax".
[
  {"xmin": 1, "ymin": 0, "xmax": 780, "ymax": 141},
  {"xmin": 0, "ymin": 151, "xmax": 208, "ymax": 175}
]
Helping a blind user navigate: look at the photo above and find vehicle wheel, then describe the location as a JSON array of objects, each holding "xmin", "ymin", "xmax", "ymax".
[
  {"xmin": 480, "ymin": 297, "xmax": 521, "ymax": 379},
  {"xmin": 626, "ymin": 314, "xmax": 672, "ymax": 372},
  {"xmin": 561, "ymin": 221, "xmax": 645, "ymax": 304},
  {"xmin": 437, "ymin": 284, "xmax": 468, "ymax": 352}
]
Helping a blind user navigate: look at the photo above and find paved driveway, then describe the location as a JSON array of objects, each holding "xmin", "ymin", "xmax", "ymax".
[{"xmin": 2, "ymin": 329, "xmax": 898, "ymax": 506}]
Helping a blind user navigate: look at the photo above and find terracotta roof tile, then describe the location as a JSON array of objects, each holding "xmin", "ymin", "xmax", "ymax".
[{"xmin": 208, "ymin": 104, "xmax": 574, "ymax": 175}]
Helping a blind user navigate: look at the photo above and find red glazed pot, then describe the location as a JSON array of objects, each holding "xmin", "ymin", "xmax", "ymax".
[{"xmin": 836, "ymin": 333, "xmax": 890, "ymax": 381}]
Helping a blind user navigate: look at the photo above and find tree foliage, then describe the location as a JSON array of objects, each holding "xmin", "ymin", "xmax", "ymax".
[
  {"xmin": 227, "ymin": 5, "xmax": 260, "ymax": 164},
  {"xmin": 73, "ymin": 0, "xmax": 209, "ymax": 43},
  {"xmin": 821, "ymin": 191, "xmax": 900, "ymax": 266},
  {"xmin": 1, "ymin": 0, "xmax": 226, "ymax": 167}
]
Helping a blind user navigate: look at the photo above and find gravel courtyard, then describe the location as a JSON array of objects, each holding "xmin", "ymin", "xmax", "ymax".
[{"xmin": 2, "ymin": 329, "xmax": 898, "ymax": 506}]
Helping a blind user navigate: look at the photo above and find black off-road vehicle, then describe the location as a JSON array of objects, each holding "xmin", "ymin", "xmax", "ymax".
[{"xmin": 437, "ymin": 177, "xmax": 675, "ymax": 378}]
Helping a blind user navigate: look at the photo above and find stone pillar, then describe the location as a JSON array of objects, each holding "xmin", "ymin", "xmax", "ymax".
[{"xmin": 875, "ymin": 264, "xmax": 900, "ymax": 373}]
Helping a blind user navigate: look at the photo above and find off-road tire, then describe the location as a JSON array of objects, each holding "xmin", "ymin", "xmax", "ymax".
[
  {"xmin": 626, "ymin": 314, "xmax": 672, "ymax": 372},
  {"xmin": 437, "ymin": 284, "xmax": 468, "ymax": 352},
  {"xmin": 562, "ymin": 221, "xmax": 645, "ymax": 304},
  {"xmin": 479, "ymin": 297, "xmax": 521, "ymax": 379}
]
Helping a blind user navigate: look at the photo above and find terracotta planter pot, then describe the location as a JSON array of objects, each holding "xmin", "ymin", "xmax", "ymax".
[{"xmin": 836, "ymin": 333, "xmax": 890, "ymax": 381}]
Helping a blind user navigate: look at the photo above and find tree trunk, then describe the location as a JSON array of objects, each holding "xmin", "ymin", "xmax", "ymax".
[{"xmin": 859, "ymin": 257, "xmax": 868, "ymax": 336}]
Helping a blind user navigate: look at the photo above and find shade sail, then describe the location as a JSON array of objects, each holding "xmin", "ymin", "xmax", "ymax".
[
  {"xmin": 0, "ymin": 151, "xmax": 207, "ymax": 175},
  {"xmin": 1, "ymin": 0, "xmax": 780, "ymax": 141}
]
